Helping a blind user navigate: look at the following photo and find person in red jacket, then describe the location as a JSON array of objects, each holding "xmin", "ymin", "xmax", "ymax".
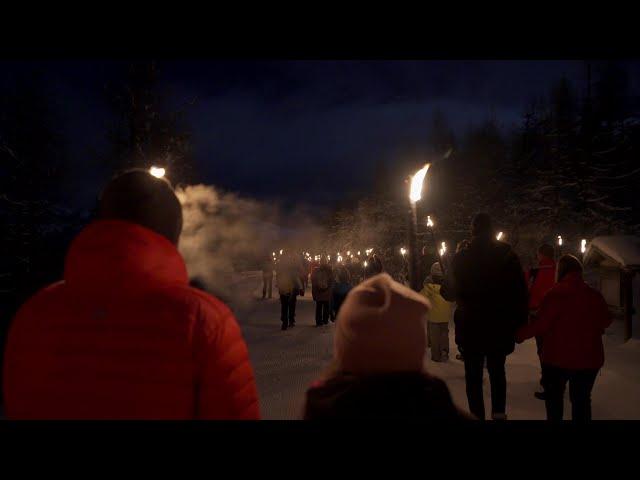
[
  {"xmin": 516, "ymin": 255, "xmax": 612, "ymax": 422},
  {"xmin": 524, "ymin": 243, "xmax": 557, "ymax": 400},
  {"xmin": 3, "ymin": 169, "xmax": 260, "ymax": 420}
]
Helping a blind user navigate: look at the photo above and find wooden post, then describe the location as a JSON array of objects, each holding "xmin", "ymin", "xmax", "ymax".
[{"xmin": 622, "ymin": 269, "xmax": 634, "ymax": 341}]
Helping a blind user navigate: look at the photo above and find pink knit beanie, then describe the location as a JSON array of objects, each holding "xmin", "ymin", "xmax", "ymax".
[{"xmin": 334, "ymin": 273, "xmax": 430, "ymax": 375}]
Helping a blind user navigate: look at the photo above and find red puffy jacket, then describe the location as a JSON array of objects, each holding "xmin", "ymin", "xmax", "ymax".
[
  {"xmin": 525, "ymin": 256, "xmax": 556, "ymax": 311},
  {"xmin": 516, "ymin": 272, "xmax": 612, "ymax": 370},
  {"xmin": 3, "ymin": 220, "xmax": 260, "ymax": 419}
]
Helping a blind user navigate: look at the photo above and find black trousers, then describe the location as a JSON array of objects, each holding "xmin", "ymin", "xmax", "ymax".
[
  {"xmin": 542, "ymin": 364, "xmax": 599, "ymax": 422},
  {"xmin": 280, "ymin": 294, "xmax": 297, "ymax": 326},
  {"xmin": 464, "ymin": 351, "xmax": 507, "ymax": 420},
  {"xmin": 315, "ymin": 301, "xmax": 330, "ymax": 326},
  {"xmin": 262, "ymin": 273, "xmax": 273, "ymax": 298}
]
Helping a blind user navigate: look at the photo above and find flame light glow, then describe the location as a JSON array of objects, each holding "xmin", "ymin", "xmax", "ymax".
[
  {"xmin": 409, "ymin": 164, "xmax": 430, "ymax": 203},
  {"xmin": 496, "ymin": 231, "xmax": 503, "ymax": 241},
  {"xmin": 427, "ymin": 215, "xmax": 434, "ymax": 227},
  {"xmin": 400, "ymin": 247, "xmax": 407, "ymax": 256},
  {"xmin": 557, "ymin": 235, "xmax": 563, "ymax": 247},
  {"xmin": 149, "ymin": 166, "xmax": 166, "ymax": 178},
  {"xmin": 581, "ymin": 239, "xmax": 587, "ymax": 254}
]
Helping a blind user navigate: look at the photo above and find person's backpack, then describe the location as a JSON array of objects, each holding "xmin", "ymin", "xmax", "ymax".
[{"xmin": 316, "ymin": 268, "xmax": 330, "ymax": 291}]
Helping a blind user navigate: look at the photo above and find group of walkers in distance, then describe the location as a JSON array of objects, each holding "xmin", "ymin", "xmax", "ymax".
[{"xmin": 1, "ymin": 169, "xmax": 613, "ymax": 421}]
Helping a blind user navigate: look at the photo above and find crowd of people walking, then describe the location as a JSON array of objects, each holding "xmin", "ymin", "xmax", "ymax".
[{"xmin": 1, "ymin": 169, "xmax": 614, "ymax": 421}]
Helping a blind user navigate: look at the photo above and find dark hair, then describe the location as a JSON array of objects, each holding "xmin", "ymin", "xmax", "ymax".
[
  {"xmin": 456, "ymin": 239, "xmax": 470, "ymax": 253},
  {"xmin": 364, "ymin": 254, "xmax": 384, "ymax": 278},
  {"xmin": 538, "ymin": 243, "xmax": 555, "ymax": 260},
  {"xmin": 98, "ymin": 169, "xmax": 183, "ymax": 245},
  {"xmin": 337, "ymin": 266, "xmax": 351, "ymax": 284},
  {"xmin": 471, "ymin": 213, "xmax": 492, "ymax": 237},
  {"xmin": 557, "ymin": 254, "xmax": 583, "ymax": 282}
]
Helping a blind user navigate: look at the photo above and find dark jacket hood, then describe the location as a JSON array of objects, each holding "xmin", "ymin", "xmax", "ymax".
[{"xmin": 304, "ymin": 372, "xmax": 471, "ymax": 420}]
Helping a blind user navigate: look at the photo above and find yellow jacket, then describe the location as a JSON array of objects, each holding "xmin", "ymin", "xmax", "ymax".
[{"xmin": 421, "ymin": 283, "xmax": 453, "ymax": 324}]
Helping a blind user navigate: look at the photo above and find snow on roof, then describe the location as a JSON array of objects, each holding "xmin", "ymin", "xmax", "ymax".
[{"xmin": 586, "ymin": 236, "xmax": 640, "ymax": 268}]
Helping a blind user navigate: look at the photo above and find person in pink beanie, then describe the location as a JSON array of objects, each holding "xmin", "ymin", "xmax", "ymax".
[{"xmin": 303, "ymin": 273, "xmax": 472, "ymax": 420}]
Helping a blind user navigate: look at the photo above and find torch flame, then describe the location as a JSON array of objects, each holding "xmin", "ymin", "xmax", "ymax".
[
  {"xmin": 581, "ymin": 239, "xmax": 587, "ymax": 254},
  {"xmin": 149, "ymin": 166, "xmax": 166, "ymax": 179},
  {"xmin": 409, "ymin": 164, "xmax": 430, "ymax": 203},
  {"xmin": 496, "ymin": 231, "xmax": 503, "ymax": 241},
  {"xmin": 427, "ymin": 215, "xmax": 434, "ymax": 227},
  {"xmin": 400, "ymin": 247, "xmax": 407, "ymax": 256},
  {"xmin": 557, "ymin": 235, "xmax": 563, "ymax": 247}
]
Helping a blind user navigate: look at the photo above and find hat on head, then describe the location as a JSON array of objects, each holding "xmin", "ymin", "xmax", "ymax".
[
  {"xmin": 98, "ymin": 169, "xmax": 183, "ymax": 245},
  {"xmin": 334, "ymin": 273, "xmax": 430, "ymax": 375},
  {"xmin": 471, "ymin": 212, "xmax": 492, "ymax": 238},
  {"xmin": 430, "ymin": 262, "xmax": 443, "ymax": 279}
]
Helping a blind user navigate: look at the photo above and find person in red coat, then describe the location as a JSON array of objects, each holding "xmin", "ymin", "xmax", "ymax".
[
  {"xmin": 524, "ymin": 243, "xmax": 557, "ymax": 400},
  {"xmin": 3, "ymin": 169, "xmax": 260, "ymax": 420},
  {"xmin": 516, "ymin": 255, "xmax": 612, "ymax": 421}
]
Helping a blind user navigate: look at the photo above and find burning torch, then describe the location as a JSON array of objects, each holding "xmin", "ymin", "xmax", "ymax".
[
  {"xmin": 149, "ymin": 166, "xmax": 166, "ymax": 179},
  {"xmin": 407, "ymin": 164, "xmax": 430, "ymax": 292}
]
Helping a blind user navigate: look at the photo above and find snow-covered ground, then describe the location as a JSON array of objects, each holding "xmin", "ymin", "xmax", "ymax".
[
  {"xmin": 232, "ymin": 271, "xmax": 640, "ymax": 420},
  {"xmin": 2, "ymin": 271, "xmax": 636, "ymax": 420}
]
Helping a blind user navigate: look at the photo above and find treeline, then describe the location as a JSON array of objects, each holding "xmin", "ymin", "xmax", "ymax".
[
  {"xmin": 0, "ymin": 62, "xmax": 194, "ymax": 377},
  {"xmin": 327, "ymin": 62, "xmax": 640, "ymax": 274}
]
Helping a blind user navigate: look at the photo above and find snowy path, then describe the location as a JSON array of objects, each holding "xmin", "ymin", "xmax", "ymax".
[{"xmin": 233, "ymin": 272, "xmax": 640, "ymax": 420}]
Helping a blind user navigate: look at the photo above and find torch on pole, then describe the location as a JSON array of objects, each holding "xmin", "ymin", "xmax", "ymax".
[
  {"xmin": 407, "ymin": 164, "xmax": 430, "ymax": 292},
  {"xmin": 408, "ymin": 202, "xmax": 420, "ymax": 291}
]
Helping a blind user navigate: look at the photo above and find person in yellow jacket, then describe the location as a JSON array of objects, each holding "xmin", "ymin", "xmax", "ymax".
[{"xmin": 421, "ymin": 262, "xmax": 454, "ymax": 362}]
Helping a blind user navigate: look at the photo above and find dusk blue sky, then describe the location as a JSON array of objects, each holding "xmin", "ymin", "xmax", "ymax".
[{"xmin": 4, "ymin": 60, "xmax": 640, "ymax": 210}]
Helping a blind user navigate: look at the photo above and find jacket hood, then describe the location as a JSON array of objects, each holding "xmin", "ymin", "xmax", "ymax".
[
  {"xmin": 423, "ymin": 283, "xmax": 441, "ymax": 295},
  {"xmin": 304, "ymin": 372, "xmax": 469, "ymax": 420},
  {"xmin": 64, "ymin": 220, "xmax": 189, "ymax": 290},
  {"xmin": 538, "ymin": 256, "xmax": 555, "ymax": 267}
]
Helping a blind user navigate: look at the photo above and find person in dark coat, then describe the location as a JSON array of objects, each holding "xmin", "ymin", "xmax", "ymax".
[
  {"xmin": 516, "ymin": 255, "xmax": 612, "ymax": 421},
  {"xmin": 363, "ymin": 254, "xmax": 384, "ymax": 279},
  {"xmin": 331, "ymin": 266, "xmax": 352, "ymax": 319},
  {"xmin": 304, "ymin": 273, "xmax": 472, "ymax": 420},
  {"xmin": 261, "ymin": 254, "xmax": 274, "ymax": 299},
  {"xmin": 453, "ymin": 240, "xmax": 470, "ymax": 361},
  {"xmin": 311, "ymin": 258, "xmax": 334, "ymax": 326},
  {"xmin": 445, "ymin": 213, "xmax": 528, "ymax": 420},
  {"xmin": 276, "ymin": 253, "xmax": 303, "ymax": 330}
]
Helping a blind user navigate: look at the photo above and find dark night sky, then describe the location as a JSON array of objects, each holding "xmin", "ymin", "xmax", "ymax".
[{"xmin": 4, "ymin": 60, "xmax": 640, "ymax": 211}]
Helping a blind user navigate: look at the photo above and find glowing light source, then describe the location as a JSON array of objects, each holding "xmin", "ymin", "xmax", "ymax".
[
  {"xmin": 439, "ymin": 241, "xmax": 447, "ymax": 257},
  {"xmin": 557, "ymin": 235, "xmax": 563, "ymax": 247},
  {"xmin": 581, "ymin": 239, "xmax": 587, "ymax": 254},
  {"xmin": 357, "ymin": 251, "xmax": 361, "ymax": 256},
  {"xmin": 364, "ymin": 261, "xmax": 368, "ymax": 267},
  {"xmin": 400, "ymin": 247, "xmax": 407, "ymax": 256},
  {"xmin": 496, "ymin": 231, "xmax": 503, "ymax": 241},
  {"xmin": 149, "ymin": 166, "xmax": 166, "ymax": 178},
  {"xmin": 279, "ymin": 249, "xmax": 283, "ymax": 255},
  {"xmin": 409, "ymin": 164, "xmax": 430, "ymax": 203},
  {"xmin": 427, "ymin": 215, "xmax": 434, "ymax": 227}
]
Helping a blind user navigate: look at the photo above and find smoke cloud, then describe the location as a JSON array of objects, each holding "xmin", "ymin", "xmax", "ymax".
[{"xmin": 175, "ymin": 184, "xmax": 324, "ymax": 308}]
